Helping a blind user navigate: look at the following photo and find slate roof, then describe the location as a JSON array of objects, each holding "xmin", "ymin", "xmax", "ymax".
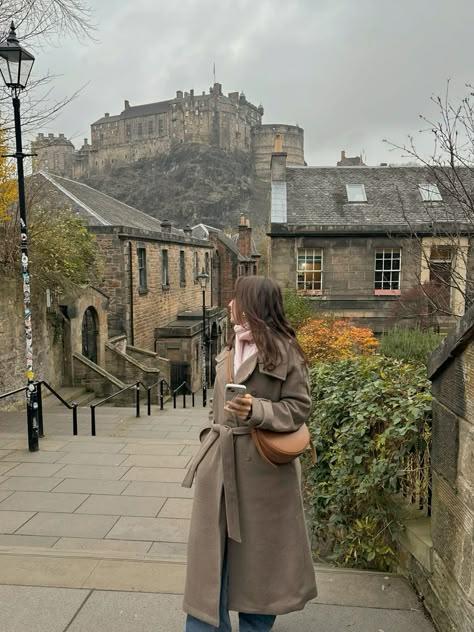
[
  {"xmin": 285, "ymin": 166, "xmax": 474, "ymax": 228},
  {"xmin": 36, "ymin": 172, "xmax": 166, "ymax": 233},
  {"xmin": 92, "ymin": 100, "xmax": 173, "ymax": 125},
  {"xmin": 192, "ymin": 224, "xmax": 255, "ymax": 262},
  {"xmin": 230, "ymin": 233, "xmax": 261, "ymax": 257}
]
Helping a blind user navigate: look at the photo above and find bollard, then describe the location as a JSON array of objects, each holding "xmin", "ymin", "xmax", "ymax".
[
  {"xmin": 72, "ymin": 404, "xmax": 78, "ymax": 436},
  {"xmin": 160, "ymin": 380, "xmax": 164, "ymax": 411},
  {"xmin": 147, "ymin": 388, "xmax": 151, "ymax": 416},
  {"xmin": 91, "ymin": 406, "xmax": 96, "ymax": 436},
  {"xmin": 136, "ymin": 382, "xmax": 140, "ymax": 418}
]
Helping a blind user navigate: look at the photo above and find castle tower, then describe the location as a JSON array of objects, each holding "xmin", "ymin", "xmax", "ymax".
[
  {"xmin": 251, "ymin": 124, "xmax": 304, "ymax": 178},
  {"xmin": 31, "ymin": 133, "xmax": 76, "ymax": 178}
]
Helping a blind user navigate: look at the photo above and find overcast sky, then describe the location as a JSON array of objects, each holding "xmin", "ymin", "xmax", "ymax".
[{"xmin": 28, "ymin": 0, "xmax": 474, "ymax": 165}]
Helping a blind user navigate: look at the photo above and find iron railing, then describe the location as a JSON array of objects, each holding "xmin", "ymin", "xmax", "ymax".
[
  {"xmin": 172, "ymin": 381, "xmax": 194, "ymax": 409},
  {"xmin": 90, "ymin": 381, "xmax": 140, "ymax": 436},
  {"xmin": 36, "ymin": 381, "xmax": 79, "ymax": 437}
]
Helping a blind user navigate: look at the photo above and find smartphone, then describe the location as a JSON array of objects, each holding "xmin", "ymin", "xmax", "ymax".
[{"xmin": 224, "ymin": 383, "xmax": 247, "ymax": 404}]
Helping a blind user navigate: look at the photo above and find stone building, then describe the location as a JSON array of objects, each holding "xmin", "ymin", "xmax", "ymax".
[
  {"xmin": 397, "ymin": 308, "xmax": 474, "ymax": 632},
  {"xmin": 31, "ymin": 133, "xmax": 75, "ymax": 177},
  {"xmin": 336, "ymin": 150, "xmax": 365, "ymax": 167},
  {"xmin": 268, "ymin": 150, "xmax": 474, "ymax": 333},
  {"xmin": 193, "ymin": 213, "xmax": 261, "ymax": 309},
  {"xmin": 31, "ymin": 172, "xmax": 227, "ymax": 392},
  {"xmin": 31, "ymin": 83, "xmax": 305, "ymax": 179}
]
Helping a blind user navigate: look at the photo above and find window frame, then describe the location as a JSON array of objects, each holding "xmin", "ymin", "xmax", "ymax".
[
  {"xmin": 346, "ymin": 184, "xmax": 367, "ymax": 202},
  {"xmin": 296, "ymin": 248, "xmax": 323, "ymax": 295},
  {"xmin": 418, "ymin": 183, "xmax": 442, "ymax": 202},
  {"xmin": 179, "ymin": 250, "xmax": 186, "ymax": 287},
  {"xmin": 193, "ymin": 252, "xmax": 199, "ymax": 282},
  {"xmin": 374, "ymin": 248, "xmax": 401, "ymax": 295},
  {"xmin": 161, "ymin": 249, "xmax": 170, "ymax": 288},
  {"xmin": 137, "ymin": 247, "xmax": 148, "ymax": 291}
]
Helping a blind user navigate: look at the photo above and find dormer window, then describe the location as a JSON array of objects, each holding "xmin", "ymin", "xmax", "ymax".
[
  {"xmin": 346, "ymin": 184, "xmax": 367, "ymax": 202},
  {"xmin": 419, "ymin": 183, "xmax": 442, "ymax": 202}
]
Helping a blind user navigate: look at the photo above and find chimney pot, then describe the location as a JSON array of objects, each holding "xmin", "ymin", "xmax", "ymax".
[
  {"xmin": 48, "ymin": 133, "xmax": 54, "ymax": 139},
  {"xmin": 183, "ymin": 225, "xmax": 192, "ymax": 235},
  {"xmin": 161, "ymin": 219, "xmax": 172, "ymax": 232},
  {"xmin": 176, "ymin": 90, "xmax": 183, "ymax": 99},
  {"xmin": 105, "ymin": 113, "xmax": 109, "ymax": 117},
  {"xmin": 341, "ymin": 150, "xmax": 346, "ymax": 160},
  {"xmin": 124, "ymin": 100, "xmax": 130, "ymax": 109}
]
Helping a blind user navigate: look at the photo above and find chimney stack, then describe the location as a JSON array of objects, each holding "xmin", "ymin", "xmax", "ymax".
[
  {"xmin": 124, "ymin": 100, "xmax": 130, "ymax": 109},
  {"xmin": 161, "ymin": 219, "xmax": 171, "ymax": 233},
  {"xmin": 238, "ymin": 213, "xmax": 252, "ymax": 258}
]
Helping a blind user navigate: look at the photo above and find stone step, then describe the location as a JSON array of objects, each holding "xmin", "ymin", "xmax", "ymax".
[{"xmin": 0, "ymin": 547, "xmax": 422, "ymax": 613}]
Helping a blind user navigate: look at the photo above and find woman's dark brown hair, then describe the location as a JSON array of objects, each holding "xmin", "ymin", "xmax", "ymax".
[{"xmin": 229, "ymin": 276, "xmax": 305, "ymax": 370}]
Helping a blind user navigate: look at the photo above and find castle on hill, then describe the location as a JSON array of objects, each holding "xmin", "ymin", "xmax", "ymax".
[{"xmin": 32, "ymin": 83, "xmax": 305, "ymax": 180}]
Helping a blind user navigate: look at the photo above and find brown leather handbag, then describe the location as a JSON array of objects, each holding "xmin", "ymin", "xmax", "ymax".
[{"xmin": 227, "ymin": 355, "xmax": 316, "ymax": 467}]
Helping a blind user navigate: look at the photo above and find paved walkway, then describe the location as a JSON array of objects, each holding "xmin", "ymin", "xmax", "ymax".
[{"xmin": 0, "ymin": 398, "xmax": 436, "ymax": 631}]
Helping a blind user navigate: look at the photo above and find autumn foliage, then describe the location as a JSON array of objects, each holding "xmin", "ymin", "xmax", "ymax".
[
  {"xmin": 0, "ymin": 128, "xmax": 17, "ymax": 222},
  {"xmin": 298, "ymin": 317, "xmax": 378, "ymax": 363}
]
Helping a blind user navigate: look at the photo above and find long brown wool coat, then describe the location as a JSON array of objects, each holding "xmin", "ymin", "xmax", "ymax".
[{"xmin": 182, "ymin": 339, "xmax": 317, "ymax": 626}]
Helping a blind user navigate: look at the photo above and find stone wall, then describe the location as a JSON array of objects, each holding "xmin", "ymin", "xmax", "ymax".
[
  {"xmin": 415, "ymin": 309, "xmax": 474, "ymax": 631},
  {"xmin": 93, "ymin": 228, "xmax": 212, "ymax": 352},
  {"xmin": 0, "ymin": 279, "xmax": 63, "ymax": 402},
  {"xmin": 270, "ymin": 235, "xmax": 425, "ymax": 333}
]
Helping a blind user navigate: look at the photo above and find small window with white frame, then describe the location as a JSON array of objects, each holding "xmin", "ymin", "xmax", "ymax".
[
  {"xmin": 297, "ymin": 248, "xmax": 323, "ymax": 294},
  {"xmin": 374, "ymin": 249, "xmax": 401, "ymax": 293},
  {"xmin": 418, "ymin": 183, "xmax": 442, "ymax": 202},
  {"xmin": 346, "ymin": 184, "xmax": 367, "ymax": 202}
]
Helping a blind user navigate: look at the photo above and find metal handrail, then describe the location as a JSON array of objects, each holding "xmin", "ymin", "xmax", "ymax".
[
  {"xmin": 0, "ymin": 385, "xmax": 27, "ymax": 401},
  {"xmin": 172, "ymin": 381, "xmax": 194, "ymax": 409},
  {"xmin": 37, "ymin": 381, "xmax": 79, "ymax": 437},
  {"xmin": 137, "ymin": 378, "xmax": 170, "ymax": 415},
  {"xmin": 90, "ymin": 381, "xmax": 140, "ymax": 436}
]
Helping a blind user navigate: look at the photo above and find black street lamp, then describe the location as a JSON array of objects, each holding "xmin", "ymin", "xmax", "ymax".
[
  {"xmin": 0, "ymin": 23, "xmax": 39, "ymax": 452},
  {"xmin": 197, "ymin": 269, "xmax": 209, "ymax": 407}
]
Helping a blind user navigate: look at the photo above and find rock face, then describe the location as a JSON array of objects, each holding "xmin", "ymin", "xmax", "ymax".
[{"xmin": 83, "ymin": 143, "xmax": 269, "ymax": 230}]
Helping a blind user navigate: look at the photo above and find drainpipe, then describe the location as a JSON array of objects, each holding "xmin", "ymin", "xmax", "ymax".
[{"xmin": 128, "ymin": 241, "xmax": 135, "ymax": 346}]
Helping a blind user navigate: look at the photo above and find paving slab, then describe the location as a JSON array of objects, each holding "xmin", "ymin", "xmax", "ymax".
[
  {"xmin": 0, "ymin": 490, "xmax": 13, "ymax": 503},
  {"xmin": 62, "ymin": 441, "xmax": 127, "ymax": 453},
  {"xmin": 0, "ymin": 585, "xmax": 89, "ymax": 632},
  {"xmin": 0, "ymin": 491, "xmax": 89, "ymax": 513},
  {"xmin": 6, "ymin": 462, "xmax": 65, "ymax": 477},
  {"xmin": 16, "ymin": 512, "xmax": 119, "ymax": 538},
  {"xmin": 83, "ymin": 559, "xmax": 186, "ymax": 593},
  {"xmin": 0, "ymin": 449, "xmax": 13, "ymax": 459},
  {"xmin": 53, "ymin": 537, "xmax": 152, "ymax": 553},
  {"xmin": 0, "ymin": 462, "xmax": 20, "ymax": 476},
  {"xmin": 159, "ymin": 498, "xmax": 193, "ymax": 519},
  {"xmin": 54, "ymin": 464, "xmax": 130, "ymax": 480},
  {"xmin": 165, "ymin": 431, "xmax": 199, "ymax": 440},
  {"xmin": 149, "ymin": 541, "xmax": 188, "ymax": 558},
  {"xmin": 119, "ymin": 443, "xmax": 184, "ymax": 455},
  {"xmin": 0, "ymin": 510, "xmax": 35, "ymax": 533},
  {"xmin": 56, "ymin": 452, "xmax": 129, "ymax": 466},
  {"xmin": 122, "ymin": 481, "xmax": 193, "ymax": 499},
  {"xmin": 0, "ymin": 553, "xmax": 99, "ymax": 588},
  {"xmin": 121, "ymin": 467, "xmax": 187, "ymax": 483},
  {"xmin": 2, "ymin": 439, "xmax": 69, "ymax": 451},
  {"xmin": 1, "ymin": 450, "xmax": 65, "ymax": 463},
  {"xmin": 75, "ymin": 494, "xmax": 166, "ymax": 517},
  {"xmin": 0, "ymin": 476, "xmax": 64, "ymax": 491},
  {"xmin": 52, "ymin": 478, "xmax": 129, "ymax": 495},
  {"xmin": 121, "ymin": 454, "xmax": 191, "ymax": 468},
  {"xmin": 106, "ymin": 516, "xmax": 190, "ymax": 543},
  {"xmin": 313, "ymin": 568, "xmax": 420, "ymax": 610},
  {"xmin": 180, "ymin": 445, "xmax": 199, "ymax": 456},
  {"xmin": 0, "ymin": 534, "xmax": 59, "ymax": 548}
]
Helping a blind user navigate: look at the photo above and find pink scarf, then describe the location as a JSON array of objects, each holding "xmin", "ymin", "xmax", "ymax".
[{"xmin": 233, "ymin": 324, "xmax": 258, "ymax": 375}]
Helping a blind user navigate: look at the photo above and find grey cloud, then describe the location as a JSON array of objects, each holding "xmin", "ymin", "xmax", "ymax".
[{"xmin": 29, "ymin": 0, "xmax": 474, "ymax": 165}]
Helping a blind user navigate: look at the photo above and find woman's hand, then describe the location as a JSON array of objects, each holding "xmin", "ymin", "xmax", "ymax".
[{"xmin": 224, "ymin": 393, "xmax": 253, "ymax": 420}]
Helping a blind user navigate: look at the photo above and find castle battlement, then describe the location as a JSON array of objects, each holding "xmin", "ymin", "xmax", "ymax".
[{"xmin": 31, "ymin": 83, "xmax": 304, "ymax": 179}]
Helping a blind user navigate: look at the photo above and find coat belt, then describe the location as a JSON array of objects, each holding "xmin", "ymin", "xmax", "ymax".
[{"xmin": 182, "ymin": 423, "xmax": 252, "ymax": 543}]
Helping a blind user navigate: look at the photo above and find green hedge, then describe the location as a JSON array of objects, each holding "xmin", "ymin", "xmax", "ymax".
[
  {"xmin": 379, "ymin": 326, "xmax": 444, "ymax": 365},
  {"xmin": 304, "ymin": 356, "xmax": 432, "ymax": 571}
]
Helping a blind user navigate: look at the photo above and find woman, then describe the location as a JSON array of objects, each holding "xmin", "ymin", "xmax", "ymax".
[{"xmin": 182, "ymin": 276, "xmax": 317, "ymax": 631}]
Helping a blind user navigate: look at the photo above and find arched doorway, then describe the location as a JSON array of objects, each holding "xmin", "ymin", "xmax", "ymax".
[{"xmin": 82, "ymin": 307, "xmax": 99, "ymax": 364}]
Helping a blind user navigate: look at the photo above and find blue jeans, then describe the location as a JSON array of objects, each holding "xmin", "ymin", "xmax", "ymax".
[{"xmin": 185, "ymin": 545, "xmax": 276, "ymax": 632}]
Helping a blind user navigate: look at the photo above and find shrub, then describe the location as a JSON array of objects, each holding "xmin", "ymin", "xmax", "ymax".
[
  {"xmin": 380, "ymin": 326, "xmax": 444, "ymax": 365},
  {"xmin": 282, "ymin": 289, "xmax": 315, "ymax": 331},
  {"xmin": 298, "ymin": 317, "xmax": 378, "ymax": 363},
  {"xmin": 304, "ymin": 356, "xmax": 432, "ymax": 571}
]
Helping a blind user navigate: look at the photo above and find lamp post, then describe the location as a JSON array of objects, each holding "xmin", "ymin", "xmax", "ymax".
[
  {"xmin": 197, "ymin": 269, "xmax": 209, "ymax": 407},
  {"xmin": 0, "ymin": 23, "xmax": 39, "ymax": 451}
]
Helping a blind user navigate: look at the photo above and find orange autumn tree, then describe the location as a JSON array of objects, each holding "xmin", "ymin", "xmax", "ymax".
[
  {"xmin": 0, "ymin": 128, "xmax": 17, "ymax": 222},
  {"xmin": 298, "ymin": 317, "xmax": 378, "ymax": 363}
]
